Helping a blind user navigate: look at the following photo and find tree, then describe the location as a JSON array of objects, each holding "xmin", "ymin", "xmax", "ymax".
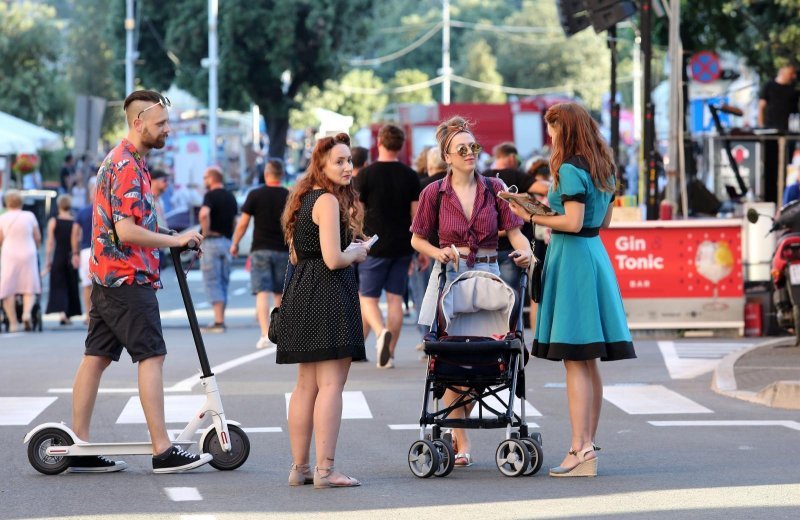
[
  {"xmin": 494, "ymin": 0, "xmax": 611, "ymax": 110},
  {"xmin": 388, "ymin": 69, "xmax": 435, "ymax": 105},
  {"xmin": 0, "ymin": 2, "xmax": 71, "ymax": 132},
  {"xmin": 659, "ymin": 0, "xmax": 800, "ymax": 79},
  {"xmin": 453, "ymin": 38, "xmax": 506, "ymax": 103},
  {"xmin": 114, "ymin": 0, "xmax": 371, "ymax": 159},
  {"xmin": 290, "ymin": 70, "xmax": 388, "ymax": 135}
]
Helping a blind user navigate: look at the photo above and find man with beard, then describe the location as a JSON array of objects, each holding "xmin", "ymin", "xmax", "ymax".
[{"xmin": 68, "ymin": 90, "xmax": 212, "ymax": 474}]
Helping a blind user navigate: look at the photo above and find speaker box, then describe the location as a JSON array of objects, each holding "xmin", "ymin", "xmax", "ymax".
[{"xmin": 687, "ymin": 179, "xmax": 722, "ymax": 216}]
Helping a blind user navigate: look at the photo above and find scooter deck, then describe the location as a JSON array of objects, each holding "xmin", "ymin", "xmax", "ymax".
[{"xmin": 46, "ymin": 441, "xmax": 194, "ymax": 457}]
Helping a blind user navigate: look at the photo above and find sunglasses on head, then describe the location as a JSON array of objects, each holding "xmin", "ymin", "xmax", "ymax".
[
  {"xmin": 449, "ymin": 142, "xmax": 482, "ymax": 158},
  {"xmin": 137, "ymin": 96, "xmax": 171, "ymax": 119}
]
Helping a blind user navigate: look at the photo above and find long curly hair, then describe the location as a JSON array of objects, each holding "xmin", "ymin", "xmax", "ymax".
[
  {"xmin": 281, "ymin": 133, "xmax": 363, "ymax": 247},
  {"xmin": 545, "ymin": 103, "xmax": 615, "ymax": 192}
]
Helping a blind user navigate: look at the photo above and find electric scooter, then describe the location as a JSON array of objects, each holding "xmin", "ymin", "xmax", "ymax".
[
  {"xmin": 24, "ymin": 236, "xmax": 251, "ymax": 474},
  {"xmin": 747, "ymin": 201, "xmax": 800, "ymax": 346}
]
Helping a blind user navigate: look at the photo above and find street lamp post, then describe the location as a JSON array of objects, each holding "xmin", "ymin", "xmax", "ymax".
[
  {"xmin": 125, "ymin": 0, "xmax": 136, "ymax": 95},
  {"xmin": 208, "ymin": 0, "xmax": 219, "ymax": 166}
]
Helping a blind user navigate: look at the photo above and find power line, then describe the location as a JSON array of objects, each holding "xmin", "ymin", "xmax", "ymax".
[
  {"xmin": 449, "ymin": 19, "xmax": 560, "ymax": 34},
  {"xmin": 349, "ymin": 22, "xmax": 442, "ymax": 67},
  {"xmin": 337, "ymin": 76, "xmax": 445, "ymax": 95}
]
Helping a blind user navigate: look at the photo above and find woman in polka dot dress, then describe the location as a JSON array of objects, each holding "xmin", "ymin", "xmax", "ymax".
[{"xmin": 277, "ymin": 133, "xmax": 369, "ymax": 488}]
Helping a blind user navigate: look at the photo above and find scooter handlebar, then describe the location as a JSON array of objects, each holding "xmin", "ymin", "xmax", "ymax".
[{"xmin": 158, "ymin": 228, "xmax": 200, "ymax": 252}]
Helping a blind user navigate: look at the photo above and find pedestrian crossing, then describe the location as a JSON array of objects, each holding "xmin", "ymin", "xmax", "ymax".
[
  {"xmin": 0, "ymin": 384, "xmax": 742, "ymax": 428},
  {"xmin": 658, "ymin": 341, "xmax": 753, "ymax": 380}
]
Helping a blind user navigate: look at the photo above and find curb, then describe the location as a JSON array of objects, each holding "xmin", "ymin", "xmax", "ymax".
[{"xmin": 711, "ymin": 337, "xmax": 800, "ymax": 409}]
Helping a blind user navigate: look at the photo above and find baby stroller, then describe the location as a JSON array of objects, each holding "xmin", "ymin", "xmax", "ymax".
[
  {"xmin": 0, "ymin": 294, "xmax": 43, "ymax": 332},
  {"xmin": 408, "ymin": 264, "xmax": 543, "ymax": 478}
]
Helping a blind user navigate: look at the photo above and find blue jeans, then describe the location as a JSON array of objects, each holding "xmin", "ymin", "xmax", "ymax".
[
  {"xmin": 409, "ymin": 254, "xmax": 433, "ymax": 335},
  {"xmin": 497, "ymin": 249, "xmax": 524, "ymax": 309},
  {"xmin": 200, "ymin": 237, "xmax": 231, "ymax": 304}
]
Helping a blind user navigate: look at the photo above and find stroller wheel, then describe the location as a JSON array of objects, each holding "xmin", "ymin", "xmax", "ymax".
[
  {"xmin": 408, "ymin": 440, "xmax": 440, "ymax": 478},
  {"xmin": 495, "ymin": 439, "xmax": 530, "ymax": 477},
  {"xmin": 520, "ymin": 437, "xmax": 544, "ymax": 476},
  {"xmin": 432, "ymin": 439, "xmax": 455, "ymax": 478}
]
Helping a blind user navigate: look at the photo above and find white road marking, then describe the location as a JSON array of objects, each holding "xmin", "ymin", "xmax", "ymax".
[
  {"xmin": 388, "ymin": 424, "xmax": 430, "ymax": 430},
  {"xmin": 164, "ymin": 487, "xmax": 203, "ymax": 501},
  {"xmin": 649, "ymin": 420, "xmax": 800, "ymax": 432},
  {"xmin": 233, "ymin": 287, "xmax": 248, "ymax": 296},
  {"xmin": 167, "ymin": 426, "xmax": 281, "ymax": 439},
  {"xmin": 187, "ymin": 269, "xmax": 249, "ymax": 282},
  {"xmin": 0, "ymin": 332, "xmax": 27, "ymax": 340},
  {"xmin": 0, "ymin": 397, "xmax": 58, "ymax": 425},
  {"xmin": 658, "ymin": 341, "xmax": 718, "ymax": 379},
  {"xmin": 168, "ymin": 347, "xmax": 276, "ymax": 392},
  {"xmin": 603, "ymin": 384, "xmax": 713, "ymax": 414},
  {"xmin": 117, "ymin": 395, "xmax": 207, "ymax": 424},
  {"xmin": 468, "ymin": 389, "xmax": 542, "ymax": 418},
  {"xmin": 285, "ymin": 390, "xmax": 372, "ymax": 419},
  {"xmin": 49, "ymin": 348, "xmax": 277, "ymax": 394}
]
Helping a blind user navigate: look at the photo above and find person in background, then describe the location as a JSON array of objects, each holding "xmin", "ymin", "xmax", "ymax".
[
  {"xmin": 758, "ymin": 64, "xmax": 799, "ymax": 204},
  {"xmin": 60, "ymin": 154, "xmax": 76, "ymax": 194},
  {"xmin": 150, "ymin": 169, "xmax": 169, "ymax": 227},
  {"xmin": 351, "ymin": 146, "xmax": 369, "ymax": 178},
  {"xmin": 355, "ymin": 124, "xmax": 421, "ymax": 369},
  {"xmin": 414, "ymin": 145, "xmax": 432, "ymax": 182},
  {"xmin": 230, "ymin": 159, "xmax": 290, "ymax": 349},
  {"xmin": 278, "ymin": 132, "xmax": 369, "ymax": 488},
  {"xmin": 72, "ymin": 177, "xmax": 97, "ymax": 326},
  {"xmin": 410, "ymin": 116, "xmax": 532, "ymax": 468},
  {"xmin": 507, "ymin": 102, "xmax": 635, "ymax": 478},
  {"xmin": 0, "ymin": 190, "xmax": 41, "ymax": 332},
  {"xmin": 198, "ymin": 166, "xmax": 238, "ymax": 333},
  {"xmin": 44, "ymin": 194, "xmax": 82, "ymax": 325}
]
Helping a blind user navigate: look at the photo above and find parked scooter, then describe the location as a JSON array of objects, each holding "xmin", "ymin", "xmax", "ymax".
[
  {"xmin": 24, "ymin": 236, "xmax": 251, "ymax": 474},
  {"xmin": 747, "ymin": 201, "xmax": 800, "ymax": 346}
]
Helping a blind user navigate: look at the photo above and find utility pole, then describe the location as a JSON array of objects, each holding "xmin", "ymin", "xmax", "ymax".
[
  {"xmin": 641, "ymin": 0, "xmax": 658, "ymax": 220},
  {"xmin": 208, "ymin": 0, "xmax": 219, "ymax": 166},
  {"xmin": 609, "ymin": 25, "xmax": 620, "ymax": 171},
  {"xmin": 441, "ymin": 0, "xmax": 451, "ymax": 105},
  {"xmin": 124, "ymin": 0, "xmax": 136, "ymax": 95}
]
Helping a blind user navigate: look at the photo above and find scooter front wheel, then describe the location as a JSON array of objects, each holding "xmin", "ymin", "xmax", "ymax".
[
  {"xmin": 27, "ymin": 428, "xmax": 73, "ymax": 475},
  {"xmin": 202, "ymin": 424, "xmax": 250, "ymax": 471}
]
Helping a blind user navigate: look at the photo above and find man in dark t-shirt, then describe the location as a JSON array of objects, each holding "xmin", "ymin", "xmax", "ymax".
[
  {"xmin": 199, "ymin": 166, "xmax": 238, "ymax": 332},
  {"xmin": 758, "ymin": 65, "xmax": 799, "ymax": 204},
  {"xmin": 355, "ymin": 124, "xmax": 421, "ymax": 368},
  {"xmin": 231, "ymin": 159, "xmax": 290, "ymax": 349}
]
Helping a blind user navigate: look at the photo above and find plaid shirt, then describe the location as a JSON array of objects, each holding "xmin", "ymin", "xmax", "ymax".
[
  {"xmin": 90, "ymin": 139, "xmax": 161, "ymax": 289},
  {"xmin": 410, "ymin": 174, "xmax": 523, "ymax": 266}
]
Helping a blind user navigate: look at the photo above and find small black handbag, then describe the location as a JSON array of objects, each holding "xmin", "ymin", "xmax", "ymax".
[
  {"xmin": 529, "ymin": 223, "xmax": 543, "ymax": 304},
  {"xmin": 267, "ymin": 260, "xmax": 295, "ymax": 344}
]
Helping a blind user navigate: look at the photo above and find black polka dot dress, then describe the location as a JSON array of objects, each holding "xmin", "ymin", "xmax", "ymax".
[{"xmin": 276, "ymin": 189, "xmax": 366, "ymax": 364}]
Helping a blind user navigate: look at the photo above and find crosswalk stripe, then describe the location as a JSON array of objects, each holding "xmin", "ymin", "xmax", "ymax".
[
  {"xmin": 469, "ymin": 389, "xmax": 542, "ymax": 418},
  {"xmin": 649, "ymin": 420, "xmax": 800, "ymax": 431},
  {"xmin": 117, "ymin": 395, "xmax": 207, "ymax": 424},
  {"xmin": 658, "ymin": 341, "xmax": 721, "ymax": 379},
  {"xmin": 0, "ymin": 397, "xmax": 58, "ymax": 425},
  {"xmin": 187, "ymin": 269, "xmax": 249, "ymax": 282},
  {"xmin": 603, "ymin": 384, "xmax": 713, "ymax": 414},
  {"xmin": 165, "ymin": 487, "xmax": 203, "ymax": 502},
  {"xmin": 284, "ymin": 390, "xmax": 373, "ymax": 419}
]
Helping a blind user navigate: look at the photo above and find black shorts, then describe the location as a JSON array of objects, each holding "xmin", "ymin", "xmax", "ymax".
[{"xmin": 85, "ymin": 283, "xmax": 167, "ymax": 363}]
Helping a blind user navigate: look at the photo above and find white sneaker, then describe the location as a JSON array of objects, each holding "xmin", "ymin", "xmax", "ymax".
[
  {"xmin": 376, "ymin": 329, "xmax": 392, "ymax": 368},
  {"xmin": 256, "ymin": 335, "xmax": 270, "ymax": 349}
]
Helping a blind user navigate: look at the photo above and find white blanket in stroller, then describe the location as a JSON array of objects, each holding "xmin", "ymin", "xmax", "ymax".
[{"xmin": 440, "ymin": 271, "xmax": 515, "ymax": 338}]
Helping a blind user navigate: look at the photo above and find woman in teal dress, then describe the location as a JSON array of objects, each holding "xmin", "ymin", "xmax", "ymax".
[{"xmin": 508, "ymin": 102, "xmax": 635, "ymax": 478}]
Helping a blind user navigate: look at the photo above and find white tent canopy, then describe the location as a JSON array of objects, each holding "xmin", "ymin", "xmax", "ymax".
[
  {"xmin": 0, "ymin": 111, "xmax": 61, "ymax": 152},
  {"xmin": 0, "ymin": 127, "xmax": 37, "ymax": 154}
]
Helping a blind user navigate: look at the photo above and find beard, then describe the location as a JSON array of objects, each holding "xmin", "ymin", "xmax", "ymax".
[{"xmin": 142, "ymin": 127, "xmax": 167, "ymax": 149}]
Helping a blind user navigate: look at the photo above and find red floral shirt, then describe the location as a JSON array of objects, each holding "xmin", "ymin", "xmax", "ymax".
[{"xmin": 90, "ymin": 139, "xmax": 162, "ymax": 288}]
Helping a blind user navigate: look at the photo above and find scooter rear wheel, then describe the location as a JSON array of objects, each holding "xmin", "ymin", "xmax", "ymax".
[
  {"xmin": 27, "ymin": 428, "xmax": 73, "ymax": 475},
  {"xmin": 202, "ymin": 424, "xmax": 250, "ymax": 471}
]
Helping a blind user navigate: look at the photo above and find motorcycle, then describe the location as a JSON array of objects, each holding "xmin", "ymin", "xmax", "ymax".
[{"xmin": 747, "ymin": 200, "xmax": 800, "ymax": 346}]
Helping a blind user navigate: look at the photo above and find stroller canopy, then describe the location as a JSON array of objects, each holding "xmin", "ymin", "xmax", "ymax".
[{"xmin": 440, "ymin": 271, "xmax": 515, "ymax": 337}]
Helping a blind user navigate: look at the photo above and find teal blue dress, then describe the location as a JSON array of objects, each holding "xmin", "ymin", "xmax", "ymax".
[{"xmin": 532, "ymin": 158, "xmax": 636, "ymax": 362}]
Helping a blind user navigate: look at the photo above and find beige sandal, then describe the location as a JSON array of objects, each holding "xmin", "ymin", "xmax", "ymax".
[
  {"xmin": 288, "ymin": 463, "xmax": 313, "ymax": 486},
  {"xmin": 313, "ymin": 465, "xmax": 361, "ymax": 489}
]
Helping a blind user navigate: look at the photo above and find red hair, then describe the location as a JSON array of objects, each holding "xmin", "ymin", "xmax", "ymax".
[
  {"xmin": 545, "ymin": 103, "xmax": 615, "ymax": 193},
  {"xmin": 281, "ymin": 133, "xmax": 363, "ymax": 246}
]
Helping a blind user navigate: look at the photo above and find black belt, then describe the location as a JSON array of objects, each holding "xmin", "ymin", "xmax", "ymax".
[
  {"xmin": 553, "ymin": 227, "xmax": 600, "ymax": 237},
  {"xmin": 459, "ymin": 254, "xmax": 498, "ymax": 263}
]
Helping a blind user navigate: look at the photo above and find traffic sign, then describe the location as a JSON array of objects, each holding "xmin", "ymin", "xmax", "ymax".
[{"xmin": 690, "ymin": 51, "xmax": 721, "ymax": 84}]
